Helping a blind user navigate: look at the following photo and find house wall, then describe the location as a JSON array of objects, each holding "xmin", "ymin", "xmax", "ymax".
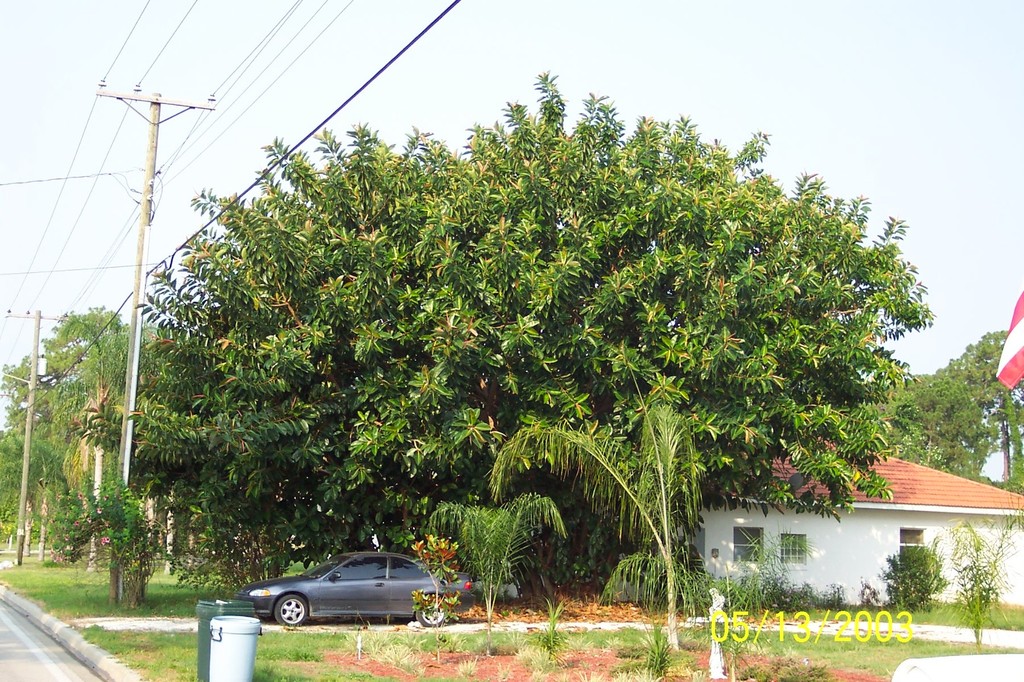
[{"xmin": 700, "ymin": 505, "xmax": 1024, "ymax": 607}]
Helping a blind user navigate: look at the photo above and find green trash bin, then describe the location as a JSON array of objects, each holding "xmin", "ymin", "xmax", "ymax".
[{"xmin": 196, "ymin": 600, "xmax": 255, "ymax": 681}]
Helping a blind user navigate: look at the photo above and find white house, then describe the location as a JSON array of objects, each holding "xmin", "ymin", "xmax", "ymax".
[{"xmin": 699, "ymin": 458, "xmax": 1024, "ymax": 605}]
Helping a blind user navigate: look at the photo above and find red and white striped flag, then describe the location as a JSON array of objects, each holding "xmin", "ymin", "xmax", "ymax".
[{"xmin": 998, "ymin": 281, "xmax": 1024, "ymax": 388}]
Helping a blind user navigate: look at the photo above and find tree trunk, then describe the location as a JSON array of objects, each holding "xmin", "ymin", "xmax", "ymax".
[
  {"xmin": 1006, "ymin": 389, "xmax": 1023, "ymax": 483},
  {"xmin": 89, "ymin": 446, "xmax": 104, "ymax": 572},
  {"xmin": 25, "ymin": 501, "xmax": 33, "ymax": 560},
  {"xmin": 37, "ymin": 496, "xmax": 48, "ymax": 561},
  {"xmin": 165, "ymin": 510, "xmax": 174, "ymax": 574},
  {"xmin": 110, "ymin": 564, "xmax": 121, "ymax": 605},
  {"xmin": 1001, "ymin": 407, "xmax": 1011, "ymax": 482},
  {"xmin": 664, "ymin": 549, "xmax": 680, "ymax": 650}
]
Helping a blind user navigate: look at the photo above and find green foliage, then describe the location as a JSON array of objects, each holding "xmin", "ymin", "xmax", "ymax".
[
  {"xmin": 168, "ymin": 516, "xmax": 292, "ymax": 590},
  {"xmin": 740, "ymin": 657, "xmax": 835, "ymax": 682},
  {"xmin": 533, "ymin": 598, "xmax": 568, "ymax": 663},
  {"xmin": 642, "ymin": 622, "xmax": 672, "ymax": 678},
  {"xmin": 138, "ymin": 76, "xmax": 930, "ymax": 586},
  {"xmin": 880, "ymin": 545, "xmax": 947, "ymax": 611},
  {"xmin": 948, "ymin": 519, "xmax": 1018, "ymax": 649},
  {"xmin": 1, "ymin": 309, "xmax": 131, "ymax": 558},
  {"xmin": 411, "ymin": 534, "xmax": 462, "ymax": 622},
  {"xmin": 886, "ymin": 373, "xmax": 994, "ymax": 477},
  {"xmin": 48, "ymin": 481, "xmax": 163, "ymax": 606},
  {"xmin": 410, "ymin": 535, "xmax": 462, "ymax": 663},
  {"xmin": 429, "ymin": 493, "xmax": 564, "ymax": 653},
  {"xmin": 885, "ymin": 330, "xmax": 1024, "ymax": 481},
  {"xmin": 49, "ymin": 489, "xmax": 99, "ymax": 564}
]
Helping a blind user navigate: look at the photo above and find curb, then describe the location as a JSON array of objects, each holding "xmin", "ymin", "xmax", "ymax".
[{"xmin": 0, "ymin": 584, "xmax": 144, "ymax": 682}]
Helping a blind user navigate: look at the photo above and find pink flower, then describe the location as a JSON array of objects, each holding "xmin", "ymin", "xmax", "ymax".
[{"xmin": 100, "ymin": 536, "xmax": 111, "ymax": 546}]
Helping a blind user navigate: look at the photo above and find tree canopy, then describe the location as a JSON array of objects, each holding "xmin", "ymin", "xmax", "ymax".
[
  {"xmin": 136, "ymin": 76, "xmax": 931, "ymax": 581},
  {"xmin": 887, "ymin": 331, "xmax": 1023, "ymax": 482}
]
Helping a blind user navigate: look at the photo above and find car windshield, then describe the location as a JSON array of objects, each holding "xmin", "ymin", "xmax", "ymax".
[{"xmin": 302, "ymin": 558, "xmax": 345, "ymax": 578}]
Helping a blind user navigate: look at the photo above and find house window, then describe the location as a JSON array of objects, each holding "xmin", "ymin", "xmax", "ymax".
[
  {"xmin": 733, "ymin": 526, "xmax": 763, "ymax": 562},
  {"xmin": 780, "ymin": 533, "xmax": 807, "ymax": 565},
  {"xmin": 900, "ymin": 528, "xmax": 925, "ymax": 554}
]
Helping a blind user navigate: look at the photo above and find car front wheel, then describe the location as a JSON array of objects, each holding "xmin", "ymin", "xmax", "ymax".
[
  {"xmin": 274, "ymin": 595, "xmax": 309, "ymax": 626},
  {"xmin": 415, "ymin": 606, "xmax": 446, "ymax": 628}
]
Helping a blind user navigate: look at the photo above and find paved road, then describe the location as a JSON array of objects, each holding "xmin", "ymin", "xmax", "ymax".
[{"xmin": 0, "ymin": 598, "xmax": 103, "ymax": 682}]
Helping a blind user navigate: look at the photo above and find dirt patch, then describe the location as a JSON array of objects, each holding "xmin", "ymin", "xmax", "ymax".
[
  {"xmin": 325, "ymin": 648, "xmax": 629, "ymax": 681},
  {"xmin": 323, "ymin": 648, "xmax": 888, "ymax": 681}
]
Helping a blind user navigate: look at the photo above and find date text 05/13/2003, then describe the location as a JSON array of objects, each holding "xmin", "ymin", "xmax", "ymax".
[{"xmin": 710, "ymin": 610, "xmax": 913, "ymax": 644}]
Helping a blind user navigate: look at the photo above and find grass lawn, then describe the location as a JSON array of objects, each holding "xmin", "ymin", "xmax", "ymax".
[
  {"xmin": 79, "ymin": 625, "xmax": 1024, "ymax": 682},
  {"xmin": 801, "ymin": 603, "xmax": 1024, "ymax": 632},
  {"xmin": 3, "ymin": 557, "xmax": 1024, "ymax": 681},
  {"xmin": 0, "ymin": 555, "xmax": 222, "ymax": 619}
]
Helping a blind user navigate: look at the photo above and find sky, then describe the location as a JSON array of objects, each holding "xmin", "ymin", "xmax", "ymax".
[{"xmin": 1, "ymin": 1, "xmax": 1022, "ymax": 425}]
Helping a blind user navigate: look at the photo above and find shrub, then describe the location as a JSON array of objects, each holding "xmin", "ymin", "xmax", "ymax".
[
  {"xmin": 817, "ymin": 583, "xmax": 847, "ymax": 610},
  {"xmin": 642, "ymin": 623, "xmax": 671, "ymax": 678},
  {"xmin": 533, "ymin": 599, "xmax": 568, "ymax": 663},
  {"xmin": 948, "ymin": 521, "xmax": 1016, "ymax": 649},
  {"xmin": 49, "ymin": 482, "xmax": 163, "ymax": 606},
  {"xmin": 858, "ymin": 579, "xmax": 881, "ymax": 607},
  {"xmin": 881, "ymin": 545, "xmax": 947, "ymax": 611},
  {"xmin": 740, "ymin": 657, "xmax": 834, "ymax": 682}
]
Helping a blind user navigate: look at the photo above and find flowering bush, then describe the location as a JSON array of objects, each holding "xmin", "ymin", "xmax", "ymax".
[
  {"xmin": 49, "ymin": 482, "xmax": 163, "ymax": 606},
  {"xmin": 50, "ymin": 491, "xmax": 103, "ymax": 564}
]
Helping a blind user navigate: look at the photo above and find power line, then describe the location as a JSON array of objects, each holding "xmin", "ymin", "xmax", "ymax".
[
  {"xmin": 0, "ymin": 170, "xmax": 139, "ymax": 188},
  {"xmin": 25, "ymin": 107, "xmax": 132, "ymax": 312},
  {"xmin": 2, "ymin": 0, "xmax": 166, "ymax": 371},
  {"xmin": 137, "ymin": 0, "xmax": 200, "ymax": 86},
  {"xmin": 0, "ymin": 96, "xmax": 100, "ymax": 368},
  {"xmin": 159, "ymin": 0, "xmax": 306, "ymax": 176},
  {"xmin": 212, "ymin": 0, "xmax": 305, "ymax": 98},
  {"xmin": 29, "ymin": 0, "xmax": 465, "ymax": 388},
  {"xmin": 0, "ymin": 263, "xmax": 156, "ymax": 277},
  {"xmin": 67, "ymin": 206, "xmax": 141, "ymax": 313},
  {"xmin": 104, "ymin": 0, "xmax": 154, "ymax": 81},
  {"xmin": 168, "ymin": 0, "xmax": 463, "ymax": 272},
  {"xmin": 164, "ymin": 0, "xmax": 340, "ymax": 183}
]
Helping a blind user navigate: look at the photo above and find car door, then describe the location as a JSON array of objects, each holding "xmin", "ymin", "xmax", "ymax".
[
  {"xmin": 386, "ymin": 555, "xmax": 432, "ymax": 616},
  {"xmin": 320, "ymin": 555, "xmax": 389, "ymax": 616}
]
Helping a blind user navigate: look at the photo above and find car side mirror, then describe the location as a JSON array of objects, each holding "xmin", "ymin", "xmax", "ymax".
[{"xmin": 327, "ymin": 573, "xmax": 340, "ymax": 582}]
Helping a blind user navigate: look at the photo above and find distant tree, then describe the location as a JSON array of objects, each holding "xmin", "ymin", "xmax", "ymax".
[
  {"xmin": 887, "ymin": 331, "xmax": 1023, "ymax": 481},
  {"xmin": 945, "ymin": 332, "xmax": 1024, "ymax": 483},
  {"xmin": 137, "ymin": 76, "xmax": 931, "ymax": 585},
  {"xmin": 886, "ymin": 374, "xmax": 993, "ymax": 477}
]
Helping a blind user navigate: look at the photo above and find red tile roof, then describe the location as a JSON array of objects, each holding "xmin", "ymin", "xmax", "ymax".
[{"xmin": 855, "ymin": 458, "xmax": 1024, "ymax": 511}]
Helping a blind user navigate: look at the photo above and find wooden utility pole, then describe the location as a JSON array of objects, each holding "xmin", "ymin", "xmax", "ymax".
[
  {"xmin": 8, "ymin": 309, "xmax": 60, "ymax": 561},
  {"xmin": 97, "ymin": 88, "xmax": 214, "ymax": 485}
]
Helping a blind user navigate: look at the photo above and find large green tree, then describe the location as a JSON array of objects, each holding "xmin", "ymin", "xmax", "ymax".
[{"xmin": 137, "ymin": 76, "xmax": 930, "ymax": 584}]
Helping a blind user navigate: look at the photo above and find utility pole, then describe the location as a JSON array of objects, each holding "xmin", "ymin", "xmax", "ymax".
[
  {"xmin": 97, "ymin": 87, "xmax": 214, "ymax": 485},
  {"xmin": 8, "ymin": 310, "xmax": 60, "ymax": 565}
]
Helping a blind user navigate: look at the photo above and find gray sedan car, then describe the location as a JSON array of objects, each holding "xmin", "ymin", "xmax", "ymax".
[{"xmin": 235, "ymin": 551, "xmax": 475, "ymax": 626}]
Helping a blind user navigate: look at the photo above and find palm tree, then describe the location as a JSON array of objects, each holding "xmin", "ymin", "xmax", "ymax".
[
  {"xmin": 429, "ymin": 493, "xmax": 565, "ymax": 654},
  {"xmin": 490, "ymin": 404, "xmax": 704, "ymax": 649}
]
